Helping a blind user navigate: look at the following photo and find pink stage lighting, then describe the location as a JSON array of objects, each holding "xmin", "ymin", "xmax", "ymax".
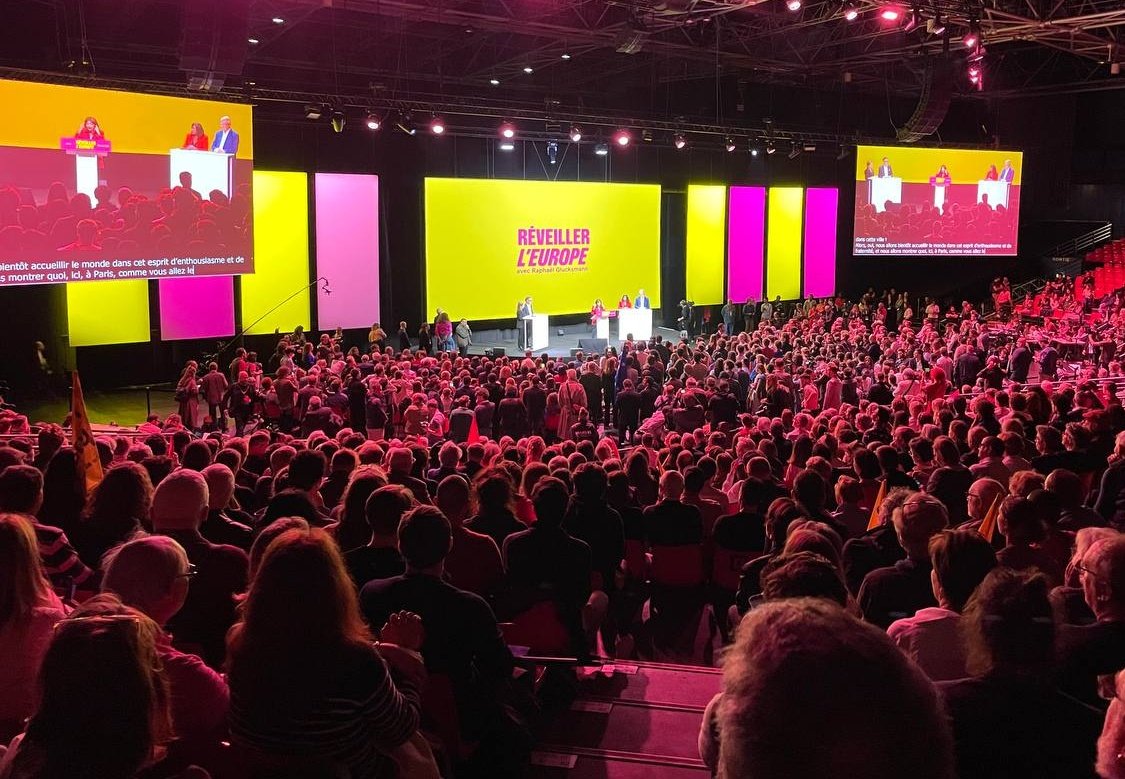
[
  {"xmin": 963, "ymin": 32, "xmax": 979, "ymax": 48},
  {"xmin": 614, "ymin": 129, "xmax": 631, "ymax": 147},
  {"xmin": 786, "ymin": 0, "xmax": 802, "ymax": 11},
  {"xmin": 498, "ymin": 121, "xmax": 516, "ymax": 139},
  {"xmin": 844, "ymin": 5, "xmax": 859, "ymax": 20},
  {"xmin": 880, "ymin": 6, "xmax": 902, "ymax": 21},
  {"xmin": 430, "ymin": 116, "xmax": 446, "ymax": 134}
]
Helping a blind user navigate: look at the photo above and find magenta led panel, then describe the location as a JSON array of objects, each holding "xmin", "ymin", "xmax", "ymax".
[
  {"xmin": 158, "ymin": 276, "xmax": 236, "ymax": 341},
  {"xmin": 802, "ymin": 188, "xmax": 839, "ymax": 298},
  {"xmin": 314, "ymin": 173, "xmax": 381, "ymax": 330},
  {"xmin": 727, "ymin": 186, "xmax": 766, "ymax": 304}
]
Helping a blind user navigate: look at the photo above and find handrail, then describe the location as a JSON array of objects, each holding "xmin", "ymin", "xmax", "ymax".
[{"xmin": 1046, "ymin": 221, "xmax": 1113, "ymax": 262}]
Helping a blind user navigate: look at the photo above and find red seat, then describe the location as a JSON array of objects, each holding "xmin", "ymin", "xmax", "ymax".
[
  {"xmin": 649, "ymin": 544, "xmax": 705, "ymax": 588},
  {"xmin": 501, "ymin": 600, "xmax": 573, "ymax": 655},
  {"xmin": 711, "ymin": 547, "xmax": 754, "ymax": 592}
]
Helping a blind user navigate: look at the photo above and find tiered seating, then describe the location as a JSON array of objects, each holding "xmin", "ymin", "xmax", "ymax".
[
  {"xmin": 529, "ymin": 661, "xmax": 721, "ymax": 778},
  {"xmin": 1086, "ymin": 236, "xmax": 1125, "ymax": 266},
  {"xmin": 1085, "ymin": 237, "xmax": 1125, "ymax": 296}
]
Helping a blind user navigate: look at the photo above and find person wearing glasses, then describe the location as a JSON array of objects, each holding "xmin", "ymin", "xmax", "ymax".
[{"xmin": 101, "ymin": 535, "xmax": 230, "ymax": 742}]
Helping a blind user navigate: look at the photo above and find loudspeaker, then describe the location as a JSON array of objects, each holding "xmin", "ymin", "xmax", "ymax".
[
  {"xmin": 896, "ymin": 59, "xmax": 954, "ymax": 143},
  {"xmin": 485, "ymin": 347, "xmax": 506, "ymax": 358},
  {"xmin": 179, "ymin": 0, "xmax": 249, "ymax": 91},
  {"xmin": 578, "ymin": 338, "xmax": 608, "ymax": 352}
]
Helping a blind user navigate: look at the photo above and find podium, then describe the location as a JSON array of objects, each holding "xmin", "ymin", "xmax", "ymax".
[
  {"xmin": 618, "ymin": 307, "xmax": 653, "ymax": 341},
  {"xmin": 529, "ymin": 314, "xmax": 548, "ymax": 351},
  {"xmin": 930, "ymin": 175, "xmax": 951, "ymax": 210},
  {"xmin": 868, "ymin": 177, "xmax": 901, "ymax": 212},
  {"xmin": 595, "ymin": 313, "xmax": 611, "ymax": 340},
  {"xmin": 60, "ymin": 137, "xmax": 111, "ymax": 200},
  {"xmin": 170, "ymin": 149, "xmax": 233, "ymax": 199},
  {"xmin": 976, "ymin": 180, "xmax": 1010, "ymax": 209}
]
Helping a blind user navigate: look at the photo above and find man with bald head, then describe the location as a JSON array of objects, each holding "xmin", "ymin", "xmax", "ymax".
[
  {"xmin": 437, "ymin": 474, "xmax": 503, "ymax": 597},
  {"xmin": 153, "ymin": 469, "xmax": 248, "ymax": 668},
  {"xmin": 961, "ymin": 477, "xmax": 1007, "ymax": 537}
]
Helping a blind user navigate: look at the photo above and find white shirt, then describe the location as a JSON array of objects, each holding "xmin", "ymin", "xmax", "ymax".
[{"xmin": 887, "ymin": 606, "xmax": 967, "ymax": 681}]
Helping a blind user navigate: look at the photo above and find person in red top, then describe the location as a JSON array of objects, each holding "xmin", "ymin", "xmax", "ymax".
[
  {"xmin": 590, "ymin": 298, "xmax": 605, "ymax": 328},
  {"xmin": 182, "ymin": 122, "xmax": 209, "ymax": 150},
  {"xmin": 74, "ymin": 116, "xmax": 104, "ymax": 141},
  {"xmin": 618, "ymin": 294, "xmax": 632, "ymax": 309}
]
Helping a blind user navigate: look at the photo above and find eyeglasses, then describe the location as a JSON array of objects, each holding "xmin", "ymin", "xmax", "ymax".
[
  {"xmin": 177, "ymin": 563, "xmax": 198, "ymax": 579},
  {"xmin": 1075, "ymin": 563, "xmax": 1103, "ymax": 582}
]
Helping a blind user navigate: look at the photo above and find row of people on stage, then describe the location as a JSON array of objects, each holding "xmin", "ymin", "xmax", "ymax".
[
  {"xmin": 590, "ymin": 290, "xmax": 653, "ymax": 325},
  {"xmin": 74, "ymin": 114, "xmax": 240, "ymax": 153},
  {"xmin": 864, "ymin": 156, "xmax": 1016, "ymax": 182}
]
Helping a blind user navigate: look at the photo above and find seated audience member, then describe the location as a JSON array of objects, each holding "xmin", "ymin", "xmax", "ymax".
[
  {"xmin": 360, "ymin": 505, "xmax": 519, "ymax": 767},
  {"xmin": 969, "ymin": 435, "xmax": 1011, "ymax": 484},
  {"xmin": 703, "ymin": 598, "xmax": 952, "ymax": 778},
  {"xmin": 939, "ymin": 569, "xmax": 1104, "ymax": 778},
  {"xmin": 1052, "ymin": 527, "xmax": 1120, "ymax": 626},
  {"xmin": 0, "ymin": 514, "xmax": 69, "ymax": 743},
  {"xmin": 199, "ymin": 463, "xmax": 252, "ymax": 551},
  {"xmin": 227, "ymin": 527, "xmax": 426, "ymax": 777},
  {"xmin": 831, "ymin": 475, "xmax": 869, "ymax": 539},
  {"xmin": 331, "ymin": 465, "xmax": 390, "ymax": 551},
  {"xmin": 503, "ymin": 476, "xmax": 597, "ymax": 656},
  {"xmin": 1094, "ymin": 431, "xmax": 1125, "ymax": 529},
  {"xmin": 564, "ymin": 463, "xmax": 625, "ymax": 594},
  {"xmin": 714, "ymin": 477, "xmax": 770, "ymax": 557},
  {"xmin": 995, "ymin": 495, "xmax": 1063, "ymax": 584},
  {"xmin": 759, "ymin": 551, "xmax": 849, "ymax": 607},
  {"xmin": 927, "ymin": 436, "xmax": 974, "ymax": 525},
  {"xmin": 386, "ymin": 447, "xmax": 432, "ymax": 505},
  {"xmin": 643, "ymin": 470, "xmax": 705, "ymax": 548},
  {"xmin": 319, "ymin": 448, "xmax": 357, "ymax": 511},
  {"xmin": 152, "ymin": 469, "xmax": 248, "ymax": 669},
  {"xmin": 466, "ymin": 467, "xmax": 527, "ymax": 549},
  {"xmin": 841, "ymin": 487, "xmax": 912, "ymax": 596},
  {"xmin": 435, "ymin": 474, "xmax": 504, "ymax": 598},
  {"xmin": 284, "ymin": 449, "xmax": 331, "ymax": 517},
  {"xmin": 343, "ymin": 484, "xmax": 411, "ymax": 589},
  {"xmin": 1057, "ymin": 535, "xmax": 1125, "ymax": 708},
  {"xmin": 1046, "ymin": 468, "xmax": 1105, "ymax": 531},
  {"xmin": 101, "ymin": 535, "xmax": 230, "ymax": 742},
  {"xmin": 247, "ymin": 517, "xmax": 309, "ymax": 579},
  {"xmin": 888, "ymin": 529, "xmax": 997, "ymax": 681},
  {"xmin": 735, "ymin": 498, "xmax": 809, "ymax": 612},
  {"xmin": 0, "ymin": 594, "xmax": 187, "ymax": 779},
  {"xmin": 72, "ymin": 460, "xmax": 153, "ymax": 568},
  {"xmin": 0, "ymin": 465, "xmax": 94, "ymax": 593},
  {"xmin": 1099, "ymin": 670, "xmax": 1125, "ymax": 779},
  {"xmin": 858, "ymin": 492, "xmax": 948, "ymax": 628},
  {"xmin": 962, "ymin": 476, "xmax": 1008, "ymax": 535}
]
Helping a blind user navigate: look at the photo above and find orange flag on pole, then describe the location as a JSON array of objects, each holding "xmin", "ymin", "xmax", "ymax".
[
  {"xmin": 866, "ymin": 480, "xmax": 888, "ymax": 531},
  {"xmin": 467, "ymin": 412, "xmax": 481, "ymax": 444},
  {"xmin": 978, "ymin": 494, "xmax": 1001, "ymax": 543},
  {"xmin": 71, "ymin": 371, "xmax": 103, "ymax": 495}
]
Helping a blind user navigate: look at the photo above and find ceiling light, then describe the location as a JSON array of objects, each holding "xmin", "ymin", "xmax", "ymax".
[
  {"xmin": 725, "ymin": 138, "xmax": 737, "ymax": 152},
  {"xmin": 788, "ymin": 141, "xmax": 801, "ymax": 159},
  {"xmin": 430, "ymin": 116, "xmax": 445, "ymax": 135},
  {"xmin": 613, "ymin": 129, "xmax": 631, "ymax": 147},
  {"xmin": 673, "ymin": 133, "xmax": 687, "ymax": 150},
  {"xmin": 844, "ymin": 5, "xmax": 859, "ymax": 20},
  {"xmin": 547, "ymin": 140, "xmax": 559, "ymax": 164},
  {"xmin": 271, "ymin": 16, "xmax": 285, "ymax": 24},
  {"xmin": 396, "ymin": 118, "xmax": 416, "ymax": 136},
  {"xmin": 766, "ymin": 140, "xmax": 776, "ymax": 155},
  {"xmin": 561, "ymin": 53, "xmax": 572, "ymax": 60},
  {"xmin": 569, "ymin": 125, "xmax": 583, "ymax": 142},
  {"xmin": 330, "ymin": 111, "xmax": 346, "ymax": 134},
  {"xmin": 365, "ymin": 113, "xmax": 381, "ymax": 131},
  {"xmin": 963, "ymin": 22, "xmax": 980, "ymax": 48},
  {"xmin": 305, "ymin": 105, "xmax": 324, "ymax": 120},
  {"xmin": 928, "ymin": 16, "xmax": 946, "ymax": 35},
  {"xmin": 903, "ymin": 9, "xmax": 920, "ymax": 32},
  {"xmin": 786, "ymin": 0, "xmax": 802, "ymax": 11},
  {"xmin": 880, "ymin": 6, "xmax": 901, "ymax": 21},
  {"xmin": 499, "ymin": 121, "xmax": 517, "ymax": 139},
  {"xmin": 489, "ymin": 77, "xmax": 500, "ymax": 85},
  {"xmin": 523, "ymin": 66, "xmax": 534, "ymax": 74},
  {"xmin": 594, "ymin": 142, "xmax": 609, "ymax": 156},
  {"xmin": 499, "ymin": 140, "xmax": 515, "ymax": 152},
  {"xmin": 750, "ymin": 146, "xmax": 760, "ymax": 157},
  {"xmin": 247, "ymin": 37, "xmax": 259, "ymax": 44}
]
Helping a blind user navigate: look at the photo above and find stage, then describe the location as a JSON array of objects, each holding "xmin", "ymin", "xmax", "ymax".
[{"xmin": 467, "ymin": 322, "xmax": 680, "ymax": 359}]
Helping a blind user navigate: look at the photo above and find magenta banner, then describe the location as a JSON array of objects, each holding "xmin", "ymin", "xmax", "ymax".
[
  {"xmin": 158, "ymin": 275, "xmax": 235, "ymax": 341},
  {"xmin": 727, "ymin": 186, "xmax": 766, "ymax": 304},
  {"xmin": 314, "ymin": 173, "xmax": 380, "ymax": 331},
  {"xmin": 802, "ymin": 188, "xmax": 838, "ymax": 298}
]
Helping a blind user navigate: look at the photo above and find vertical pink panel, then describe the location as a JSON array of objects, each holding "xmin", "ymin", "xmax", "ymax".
[
  {"xmin": 315, "ymin": 173, "xmax": 380, "ymax": 330},
  {"xmin": 727, "ymin": 186, "xmax": 766, "ymax": 304},
  {"xmin": 158, "ymin": 276, "xmax": 235, "ymax": 341},
  {"xmin": 802, "ymin": 188, "xmax": 839, "ymax": 298}
]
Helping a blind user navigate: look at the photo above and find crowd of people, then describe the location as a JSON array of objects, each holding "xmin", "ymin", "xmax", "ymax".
[{"xmin": 1, "ymin": 278, "xmax": 1125, "ymax": 777}]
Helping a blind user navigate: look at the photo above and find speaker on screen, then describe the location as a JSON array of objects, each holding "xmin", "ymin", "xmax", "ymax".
[
  {"xmin": 179, "ymin": 0, "xmax": 249, "ymax": 91},
  {"xmin": 578, "ymin": 338, "xmax": 608, "ymax": 352}
]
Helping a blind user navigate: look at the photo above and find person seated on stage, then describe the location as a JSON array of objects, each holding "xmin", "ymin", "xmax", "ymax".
[
  {"xmin": 182, "ymin": 122, "xmax": 209, "ymax": 150},
  {"xmin": 618, "ymin": 293, "xmax": 632, "ymax": 309},
  {"xmin": 590, "ymin": 298, "xmax": 605, "ymax": 329},
  {"xmin": 985, "ymin": 164, "xmax": 999, "ymax": 181},
  {"xmin": 210, "ymin": 115, "xmax": 239, "ymax": 154}
]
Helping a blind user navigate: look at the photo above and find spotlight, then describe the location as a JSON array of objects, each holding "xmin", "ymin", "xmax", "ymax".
[
  {"xmin": 365, "ymin": 113, "xmax": 381, "ymax": 131},
  {"xmin": 788, "ymin": 141, "xmax": 800, "ymax": 159},
  {"xmin": 271, "ymin": 16, "xmax": 285, "ymax": 24},
  {"xmin": 642, "ymin": 129, "xmax": 654, "ymax": 143},
  {"xmin": 561, "ymin": 52, "xmax": 571, "ymax": 60},
  {"xmin": 430, "ymin": 116, "xmax": 445, "ymax": 135},
  {"xmin": 547, "ymin": 140, "xmax": 559, "ymax": 164},
  {"xmin": 903, "ymin": 8, "xmax": 920, "ymax": 32},
  {"xmin": 396, "ymin": 117, "xmax": 416, "ymax": 136},
  {"xmin": 880, "ymin": 6, "xmax": 901, "ymax": 21},
  {"xmin": 330, "ymin": 111, "xmax": 346, "ymax": 133},
  {"xmin": 613, "ymin": 129, "xmax": 631, "ymax": 147},
  {"xmin": 843, "ymin": 4, "xmax": 859, "ymax": 20},
  {"xmin": 725, "ymin": 138, "xmax": 737, "ymax": 152},
  {"xmin": 498, "ymin": 121, "xmax": 517, "ymax": 139},
  {"xmin": 765, "ymin": 140, "xmax": 776, "ymax": 155},
  {"xmin": 786, "ymin": 0, "xmax": 802, "ymax": 11},
  {"xmin": 594, "ymin": 142, "xmax": 609, "ymax": 156},
  {"xmin": 489, "ymin": 77, "xmax": 500, "ymax": 85},
  {"xmin": 673, "ymin": 133, "xmax": 687, "ymax": 150},
  {"xmin": 305, "ymin": 105, "xmax": 324, "ymax": 120},
  {"xmin": 499, "ymin": 140, "xmax": 515, "ymax": 152},
  {"xmin": 569, "ymin": 125, "xmax": 583, "ymax": 142},
  {"xmin": 963, "ymin": 22, "xmax": 980, "ymax": 48},
  {"xmin": 803, "ymin": 142, "xmax": 817, "ymax": 153},
  {"xmin": 750, "ymin": 146, "xmax": 761, "ymax": 157},
  {"xmin": 523, "ymin": 66, "xmax": 534, "ymax": 74},
  {"xmin": 928, "ymin": 15, "xmax": 946, "ymax": 35},
  {"xmin": 248, "ymin": 37, "xmax": 260, "ymax": 44},
  {"xmin": 967, "ymin": 46, "xmax": 986, "ymax": 63}
]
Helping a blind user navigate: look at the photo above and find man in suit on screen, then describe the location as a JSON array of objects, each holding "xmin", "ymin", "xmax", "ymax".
[
  {"xmin": 999, "ymin": 159, "xmax": 1015, "ymax": 182},
  {"xmin": 878, "ymin": 157, "xmax": 893, "ymax": 177},
  {"xmin": 635, "ymin": 289, "xmax": 650, "ymax": 309},
  {"xmin": 211, "ymin": 115, "xmax": 239, "ymax": 154}
]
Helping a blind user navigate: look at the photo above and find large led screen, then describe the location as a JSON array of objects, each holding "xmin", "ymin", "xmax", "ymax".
[
  {"xmin": 854, "ymin": 145, "xmax": 1022, "ymax": 256},
  {"xmin": 0, "ymin": 79, "xmax": 254, "ymax": 286},
  {"xmin": 425, "ymin": 178, "xmax": 661, "ymax": 321}
]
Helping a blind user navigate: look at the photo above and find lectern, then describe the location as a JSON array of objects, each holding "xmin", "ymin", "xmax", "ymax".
[
  {"xmin": 60, "ymin": 137, "xmax": 111, "ymax": 200},
  {"xmin": 169, "ymin": 149, "xmax": 234, "ymax": 198}
]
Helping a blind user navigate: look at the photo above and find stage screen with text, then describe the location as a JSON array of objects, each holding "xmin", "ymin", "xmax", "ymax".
[
  {"xmin": 853, "ymin": 145, "xmax": 1022, "ymax": 257},
  {"xmin": 0, "ymin": 79, "xmax": 253, "ymax": 287},
  {"xmin": 425, "ymin": 178, "xmax": 661, "ymax": 320}
]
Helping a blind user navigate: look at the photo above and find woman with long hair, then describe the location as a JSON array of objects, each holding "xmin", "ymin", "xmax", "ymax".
[
  {"xmin": 75, "ymin": 116, "xmax": 104, "ymax": 141},
  {"xmin": 226, "ymin": 527, "xmax": 423, "ymax": 777},
  {"xmin": 465, "ymin": 467, "xmax": 527, "ymax": 550},
  {"xmin": 0, "ymin": 514, "xmax": 69, "ymax": 744},
  {"xmin": 37, "ymin": 448, "xmax": 85, "ymax": 536},
  {"xmin": 182, "ymin": 122, "xmax": 208, "ymax": 151},
  {"xmin": 176, "ymin": 366, "xmax": 200, "ymax": 432},
  {"xmin": 331, "ymin": 465, "xmax": 389, "ymax": 552},
  {"xmin": 0, "ymin": 593, "xmax": 172, "ymax": 779},
  {"xmin": 73, "ymin": 461, "xmax": 153, "ymax": 568}
]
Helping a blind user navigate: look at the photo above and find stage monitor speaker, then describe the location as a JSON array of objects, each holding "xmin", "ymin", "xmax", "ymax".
[
  {"xmin": 485, "ymin": 347, "xmax": 506, "ymax": 358},
  {"xmin": 179, "ymin": 0, "xmax": 249, "ymax": 91},
  {"xmin": 578, "ymin": 338, "xmax": 608, "ymax": 352}
]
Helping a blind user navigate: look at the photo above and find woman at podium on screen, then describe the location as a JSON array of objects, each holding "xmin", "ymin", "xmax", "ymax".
[
  {"xmin": 985, "ymin": 164, "xmax": 999, "ymax": 181},
  {"xmin": 590, "ymin": 298, "xmax": 605, "ymax": 329},
  {"xmin": 934, "ymin": 164, "xmax": 950, "ymax": 180},
  {"xmin": 74, "ymin": 116, "xmax": 104, "ymax": 141},
  {"xmin": 182, "ymin": 122, "xmax": 209, "ymax": 150},
  {"xmin": 618, "ymin": 294, "xmax": 632, "ymax": 309}
]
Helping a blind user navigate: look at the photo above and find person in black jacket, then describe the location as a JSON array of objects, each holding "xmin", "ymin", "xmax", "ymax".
[{"xmin": 614, "ymin": 379, "xmax": 642, "ymax": 443}]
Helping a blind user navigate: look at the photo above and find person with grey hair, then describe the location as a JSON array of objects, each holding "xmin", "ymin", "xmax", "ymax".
[
  {"xmin": 704, "ymin": 598, "xmax": 952, "ymax": 778},
  {"xmin": 200, "ymin": 463, "xmax": 252, "ymax": 551},
  {"xmin": 153, "ymin": 469, "xmax": 248, "ymax": 668},
  {"xmin": 101, "ymin": 535, "xmax": 229, "ymax": 740},
  {"xmin": 1058, "ymin": 534, "xmax": 1125, "ymax": 707},
  {"xmin": 210, "ymin": 114, "xmax": 239, "ymax": 153}
]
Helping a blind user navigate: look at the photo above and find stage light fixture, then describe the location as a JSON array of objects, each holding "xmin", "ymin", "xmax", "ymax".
[
  {"xmin": 248, "ymin": 37, "xmax": 260, "ymax": 44},
  {"xmin": 396, "ymin": 118, "xmax": 417, "ymax": 136},
  {"xmin": 879, "ymin": 6, "xmax": 901, "ymax": 21},
  {"xmin": 305, "ymin": 105, "xmax": 324, "ymax": 120},
  {"xmin": 766, "ymin": 140, "xmax": 776, "ymax": 155},
  {"xmin": 725, "ymin": 138, "xmax": 737, "ymax": 152},
  {"xmin": 569, "ymin": 125, "xmax": 583, "ymax": 142},
  {"xmin": 788, "ymin": 142, "xmax": 800, "ymax": 159},
  {"xmin": 271, "ymin": 16, "xmax": 285, "ymax": 24},
  {"xmin": 967, "ymin": 46, "xmax": 986, "ymax": 63},
  {"xmin": 750, "ymin": 146, "xmax": 761, "ymax": 157},
  {"xmin": 330, "ymin": 111, "xmax": 346, "ymax": 133},
  {"xmin": 786, "ymin": 0, "xmax": 802, "ymax": 11},
  {"xmin": 1113, "ymin": 62, "xmax": 1122, "ymax": 75},
  {"xmin": 499, "ymin": 140, "xmax": 515, "ymax": 152},
  {"xmin": 430, "ymin": 116, "xmax": 446, "ymax": 135},
  {"xmin": 836, "ymin": 144, "xmax": 849, "ymax": 160},
  {"xmin": 547, "ymin": 140, "xmax": 559, "ymax": 164},
  {"xmin": 963, "ymin": 22, "xmax": 980, "ymax": 48},
  {"xmin": 489, "ymin": 77, "xmax": 500, "ymax": 85},
  {"xmin": 843, "ymin": 4, "xmax": 859, "ymax": 20},
  {"xmin": 903, "ymin": 8, "xmax": 920, "ymax": 32},
  {"xmin": 642, "ymin": 129, "xmax": 654, "ymax": 143},
  {"xmin": 673, "ymin": 133, "xmax": 687, "ymax": 150},
  {"xmin": 594, "ymin": 142, "xmax": 609, "ymax": 156},
  {"xmin": 803, "ymin": 142, "xmax": 817, "ymax": 153},
  {"xmin": 365, "ymin": 113, "xmax": 381, "ymax": 131},
  {"xmin": 613, "ymin": 129, "xmax": 631, "ymax": 147},
  {"xmin": 523, "ymin": 66, "xmax": 534, "ymax": 73},
  {"xmin": 561, "ymin": 52, "xmax": 572, "ymax": 60},
  {"xmin": 499, "ymin": 121, "xmax": 517, "ymax": 139},
  {"xmin": 928, "ymin": 15, "xmax": 946, "ymax": 35}
]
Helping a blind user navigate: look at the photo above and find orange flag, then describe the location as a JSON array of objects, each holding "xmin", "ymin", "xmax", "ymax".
[
  {"xmin": 978, "ymin": 494, "xmax": 1001, "ymax": 543},
  {"xmin": 467, "ymin": 412, "xmax": 481, "ymax": 444},
  {"xmin": 71, "ymin": 371, "xmax": 103, "ymax": 494},
  {"xmin": 867, "ymin": 480, "xmax": 888, "ymax": 531}
]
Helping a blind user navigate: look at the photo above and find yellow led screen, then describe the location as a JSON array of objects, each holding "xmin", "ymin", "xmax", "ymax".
[
  {"xmin": 856, "ymin": 145, "xmax": 1022, "ymax": 185},
  {"xmin": 766, "ymin": 188, "xmax": 804, "ymax": 301},
  {"xmin": 242, "ymin": 171, "xmax": 310, "ymax": 334},
  {"xmin": 425, "ymin": 178, "xmax": 661, "ymax": 320},
  {"xmin": 685, "ymin": 185, "xmax": 727, "ymax": 306},
  {"xmin": 67, "ymin": 279, "xmax": 150, "ymax": 346}
]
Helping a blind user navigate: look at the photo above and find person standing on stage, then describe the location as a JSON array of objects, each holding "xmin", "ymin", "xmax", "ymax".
[
  {"xmin": 454, "ymin": 318, "xmax": 473, "ymax": 357},
  {"xmin": 635, "ymin": 289, "xmax": 650, "ymax": 309},
  {"xmin": 722, "ymin": 299, "xmax": 735, "ymax": 336},
  {"xmin": 517, "ymin": 296, "xmax": 534, "ymax": 350},
  {"xmin": 679, "ymin": 300, "xmax": 693, "ymax": 337}
]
